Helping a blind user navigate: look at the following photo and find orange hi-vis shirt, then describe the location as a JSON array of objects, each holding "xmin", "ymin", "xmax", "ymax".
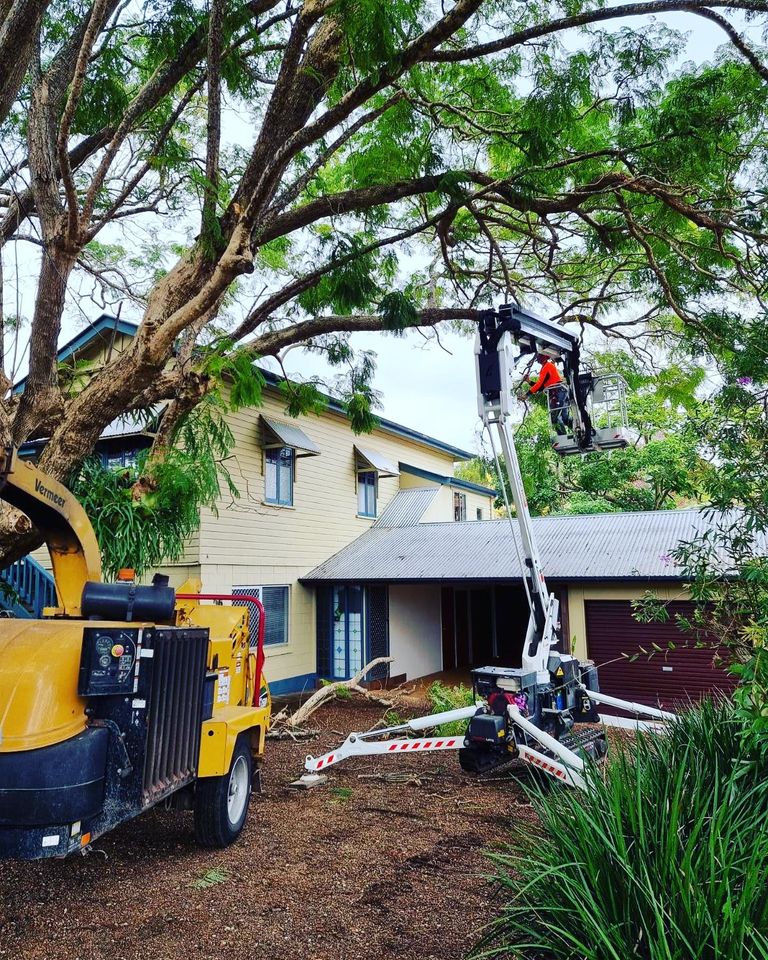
[{"xmin": 529, "ymin": 359, "xmax": 563, "ymax": 393}]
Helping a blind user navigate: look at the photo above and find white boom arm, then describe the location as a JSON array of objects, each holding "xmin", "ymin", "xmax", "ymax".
[{"xmin": 475, "ymin": 324, "xmax": 557, "ymax": 680}]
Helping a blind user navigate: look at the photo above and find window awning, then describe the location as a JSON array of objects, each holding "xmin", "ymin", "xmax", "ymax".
[
  {"xmin": 354, "ymin": 444, "xmax": 399, "ymax": 477},
  {"xmin": 261, "ymin": 416, "xmax": 321, "ymax": 457}
]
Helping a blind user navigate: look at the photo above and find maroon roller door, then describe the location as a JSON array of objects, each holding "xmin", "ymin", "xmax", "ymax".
[{"xmin": 585, "ymin": 600, "xmax": 737, "ymax": 714}]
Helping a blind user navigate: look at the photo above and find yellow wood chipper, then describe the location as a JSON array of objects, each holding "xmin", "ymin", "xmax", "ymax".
[{"xmin": 0, "ymin": 447, "xmax": 270, "ymax": 860}]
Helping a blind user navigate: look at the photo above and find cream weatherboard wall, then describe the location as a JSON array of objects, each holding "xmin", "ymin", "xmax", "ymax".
[
  {"xmin": 154, "ymin": 383, "xmax": 481, "ymax": 691},
  {"xmin": 418, "ymin": 483, "xmax": 491, "ymax": 523}
]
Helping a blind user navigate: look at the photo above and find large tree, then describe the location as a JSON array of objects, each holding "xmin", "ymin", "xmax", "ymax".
[{"xmin": 1, "ymin": 0, "xmax": 768, "ymax": 562}]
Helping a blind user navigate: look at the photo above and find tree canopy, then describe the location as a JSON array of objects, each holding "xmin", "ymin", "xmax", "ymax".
[{"xmin": 2, "ymin": 0, "xmax": 768, "ymax": 562}]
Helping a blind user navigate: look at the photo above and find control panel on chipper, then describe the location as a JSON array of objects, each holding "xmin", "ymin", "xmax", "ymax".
[{"xmin": 78, "ymin": 627, "xmax": 141, "ymax": 696}]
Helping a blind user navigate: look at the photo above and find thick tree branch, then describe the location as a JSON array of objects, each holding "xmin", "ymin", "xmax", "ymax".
[
  {"xmin": 57, "ymin": 0, "xmax": 110, "ymax": 244},
  {"xmin": 0, "ymin": 0, "xmax": 51, "ymax": 124},
  {"xmin": 202, "ymin": 0, "xmax": 225, "ymax": 233},
  {"xmin": 246, "ymin": 307, "xmax": 482, "ymax": 357}
]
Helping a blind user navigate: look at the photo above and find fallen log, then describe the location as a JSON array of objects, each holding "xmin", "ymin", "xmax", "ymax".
[{"xmin": 271, "ymin": 656, "xmax": 395, "ymax": 729}]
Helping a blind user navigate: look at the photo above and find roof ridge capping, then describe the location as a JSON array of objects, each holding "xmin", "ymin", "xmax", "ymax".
[{"xmin": 412, "ymin": 505, "xmax": 717, "ymax": 527}]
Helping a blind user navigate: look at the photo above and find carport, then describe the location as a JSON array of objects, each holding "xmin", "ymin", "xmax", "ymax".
[{"xmin": 301, "ymin": 506, "xmax": 755, "ymax": 708}]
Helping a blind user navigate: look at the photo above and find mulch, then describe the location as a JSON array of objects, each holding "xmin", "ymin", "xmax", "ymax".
[{"xmin": 0, "ymin": 697, "xmax": 540, "ymax": 960}]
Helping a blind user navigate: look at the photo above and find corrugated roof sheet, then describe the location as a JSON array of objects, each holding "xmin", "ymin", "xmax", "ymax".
[
  {"xmin": 355, "ymin": 444, "xmax": 399, "ymax": 476},
  {"xmin": 261, "ymin": 416, "xmax": 320, "ymax": 456},
  {"xmin": 374, "ymin": 488, "xmax": 438, "ymax": 528},
  {"xmin": 304, "ymin": 509, "xmax": 764, "ymax": 583}
]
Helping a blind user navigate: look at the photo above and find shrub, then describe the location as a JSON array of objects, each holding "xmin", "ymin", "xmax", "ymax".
[
  {"xmin": 478, "ymin": 699, "xmax": 768, "ymax": 960},
  {"xmin": 426, "ymin": 680, "xmax": 476, "ymax": 735}
]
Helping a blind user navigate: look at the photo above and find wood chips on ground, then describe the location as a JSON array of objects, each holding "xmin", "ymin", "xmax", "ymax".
[{"xmin": 0, "ymin": 698, "xmax": 540, "ymax": 960}]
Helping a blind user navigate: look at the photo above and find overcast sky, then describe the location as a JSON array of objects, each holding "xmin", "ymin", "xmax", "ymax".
[{"xmin": 1, "ymin": 12, "xmax": 749, "ymax": 453}]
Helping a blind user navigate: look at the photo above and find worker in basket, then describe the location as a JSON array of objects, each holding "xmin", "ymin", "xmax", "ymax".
[{"xmin": 527, "ymin": 354, "xmax": 572, "ymax": 434}]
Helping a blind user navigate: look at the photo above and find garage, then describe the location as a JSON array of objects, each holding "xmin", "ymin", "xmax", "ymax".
[{"xmin": 586, "ymin": 599, "xmax": 737, "ymax": 713}]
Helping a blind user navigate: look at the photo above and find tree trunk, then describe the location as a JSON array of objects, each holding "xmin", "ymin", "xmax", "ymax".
[{"xmin": 12, "ymin": 240, "xmax": 72, "ymax": 443}]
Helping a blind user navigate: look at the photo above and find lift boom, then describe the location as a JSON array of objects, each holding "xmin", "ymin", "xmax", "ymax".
[{"xmin": 302, "ymin": 305, "xmax": 674, "ymax": 790}]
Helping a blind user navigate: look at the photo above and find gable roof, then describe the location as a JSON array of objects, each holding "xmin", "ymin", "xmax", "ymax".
[
  {"xmin": 399, "ymin": 462, "xmax": 496, "ymax": 496},
  {"xmin": 13, "ymin": 314, "xmax": 139, "ymax": 394},
  {"xmin": 15, "ymin": 314, "xmax": 474, "ymax": 461},
  {"xmin": 302, "ymin": 508, "xmax": 762, "ymax": 583}
]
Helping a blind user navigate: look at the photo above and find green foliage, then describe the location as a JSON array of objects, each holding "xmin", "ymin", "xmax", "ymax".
[
  {"xmin": 279, "ymin": 378, "xmax": 328, "ymax": 419},
  {"xmin": 320, "ymin": 678, "xmax": 352, "ymax": 700},
  {"xmin": 329, "ymin": 786, "xmax": 353, "ymax": 803},
  {"xmin": 191, "ymin": 866, "xmax": 230, "ymax": 889},
  {"xmin": 426, "ymin": 681, "xmax": 476, "ymax": 735},
  {"xmin": 378, "ymin": 291, "xmax": 419, "ymax": 335},
  {"xmin": 71, "ymin": 394, "xmax": 239, "ymax": 580},
  {"xmin": 479, "ymin": 700, "xmax": 768, "ymax": 960},
  {"xmin": 642, "ymin": 382, "xmax": 768, "ymax": 742},
  {"xmin": 297, "ymin": 235, "xmax": 382, "ymax": 316}
]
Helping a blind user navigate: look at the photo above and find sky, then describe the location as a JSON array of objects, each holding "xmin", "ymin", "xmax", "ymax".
[{"xmin": 1, "ymin": 9, "xmax": 755, "ymax": 454}]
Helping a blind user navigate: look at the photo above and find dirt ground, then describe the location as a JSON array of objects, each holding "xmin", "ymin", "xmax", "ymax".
[{"xmin": 0, "ymin": 697, "xmax": 540, "ymax": 960}]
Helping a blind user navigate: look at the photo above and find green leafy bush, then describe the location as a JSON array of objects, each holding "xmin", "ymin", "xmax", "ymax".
[
  {"xmin": 478, "ymin": 700, "xmax": 768, "ymax": 960},
  {"xmin": 426, "ymin": 680, "xmax": 476, "ymax": 735}
]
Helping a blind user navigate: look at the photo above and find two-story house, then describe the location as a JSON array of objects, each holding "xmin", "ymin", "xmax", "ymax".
[
  {"xmin": 12, "ymin": 315, "xmax": 495, "ymax": 695},
  {"xmin": 7, "ymin": 314, "xmax": 746, "ymax": 712}
]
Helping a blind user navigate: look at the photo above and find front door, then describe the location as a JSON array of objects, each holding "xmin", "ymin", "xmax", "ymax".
[{"xmin": 331, "ymin": 585, "xmax": 366, "ymax": 679}]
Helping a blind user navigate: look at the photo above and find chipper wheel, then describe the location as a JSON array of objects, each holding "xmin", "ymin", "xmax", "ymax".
[{"xmin": 194, "ymin": 735, "xmax": 252, "ymax": 848}]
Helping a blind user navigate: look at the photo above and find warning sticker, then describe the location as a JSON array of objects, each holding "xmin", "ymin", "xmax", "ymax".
[{"xmin": 217, "ymin": 668, "xmax": 231, "ymax": 704}]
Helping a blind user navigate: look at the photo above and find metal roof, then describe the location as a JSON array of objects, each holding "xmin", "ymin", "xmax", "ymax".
[
  {"xmin": 355, "ymin": 444, "xmax": 399, "ymax": 477},
  {"xmin": 261, "ymin": 416, "xmax": 321, "ymax": 456},
  {"xmin": 303, "ymin": 508, "xmax": 762, "ymax": 583},
  {"xmin": 399, "ymin": 463, "xmax": 497, "ymax": 497},
  {"xmin": 374, "ymin": 488, "xmax": 438, "ymax": 528}
]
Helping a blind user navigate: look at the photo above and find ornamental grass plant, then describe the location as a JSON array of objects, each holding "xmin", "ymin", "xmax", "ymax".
[{"xmin": 478, "ymin": 699, "xmax": 768, "ymax": 960}]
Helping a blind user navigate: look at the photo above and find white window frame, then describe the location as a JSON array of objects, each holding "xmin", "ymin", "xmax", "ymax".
[
  {"xmin": 264, "ymin": 445, "xmax": 295, "ymax": 506},
  {"xmin": 357, "ymin": 469, "xmax": 378, "ymax": 518},
  {"xmin": 453, "ymin": 491, "xmax": 467, "ymax": 521}
]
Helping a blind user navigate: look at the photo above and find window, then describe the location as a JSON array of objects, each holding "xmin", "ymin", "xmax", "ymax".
[
  {"xmin": 100, "ymin": 448, "xmax": 140, "ymax": 471},
  {"xmin": 476, "ymin": 507, "xmax": 483, "ymax": 521},
  {"xmin": 265, "ymin": 446, "xmax": 294, "ymax": 505},
  {"xmin": 357, "ymin": 470, "xmax": 377, "ymax": 517},
  {"xmin": 453, "ymin": 491, "xmax": 467, "ymax": 521},
  {"xmin": 233, "ymin": 585, "xmax": 289, "ymax": 646}
]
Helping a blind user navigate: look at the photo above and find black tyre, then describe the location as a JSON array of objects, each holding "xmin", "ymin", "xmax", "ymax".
[{"xmin": 194, "ymin": 735, "xmax": 252, "ymax": 848}]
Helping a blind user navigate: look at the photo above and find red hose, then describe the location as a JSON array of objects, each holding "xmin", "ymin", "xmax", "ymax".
[{"xmin": 176, "ymin": 593, "xmax": 266, "ymax": 707}]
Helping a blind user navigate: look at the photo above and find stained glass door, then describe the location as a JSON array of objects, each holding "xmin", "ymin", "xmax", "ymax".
[{"xmin": 331, "ymin": 585, "xmax": 366, "ymax": 679}]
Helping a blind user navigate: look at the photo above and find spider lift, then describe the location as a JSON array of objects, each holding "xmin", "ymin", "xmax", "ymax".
[{"xmin": 300, "ymin": 304, "xmax": 672, "ymax": 791}]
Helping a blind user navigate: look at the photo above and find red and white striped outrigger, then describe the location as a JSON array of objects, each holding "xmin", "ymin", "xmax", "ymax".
[{"xmin": 300, "ymin": 696, "xmax": 674, "ymax": 792}]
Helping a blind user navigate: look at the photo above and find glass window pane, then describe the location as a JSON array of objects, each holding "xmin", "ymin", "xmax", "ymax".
[
  {"xmin": 358, "ymin": 471, "xmax": 376, "ymax": 517},
  {"xmin": 347, "ymin": 586, "xmax": 364, "ymax": 674},
  {"xmin": 262, "ymin": 585, "xmax": 288, "ymax": 645},
  {"xmin": 279, "ymin": 448, "xmax": 293, "ymax": 505},
  {"xmin": 332, "ymin": 587, "xmax": 347, "ymax": 678},
  {"xmin": 265, "ymin": 448, "xmax": 278, "ymax": 502}
]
